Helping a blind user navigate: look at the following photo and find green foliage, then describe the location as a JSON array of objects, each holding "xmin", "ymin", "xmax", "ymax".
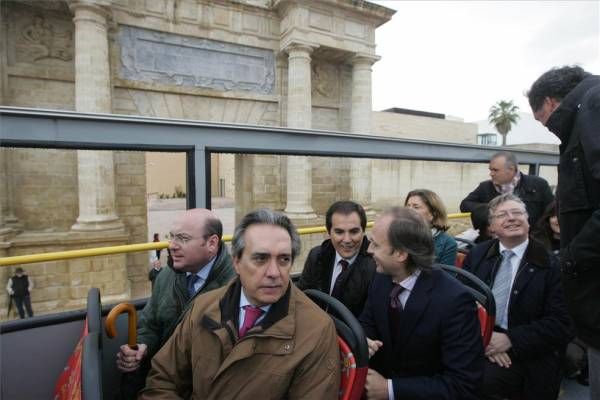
[{"xmin": 488, "ymin": 100, "xmax": 520, "ymax": 146}]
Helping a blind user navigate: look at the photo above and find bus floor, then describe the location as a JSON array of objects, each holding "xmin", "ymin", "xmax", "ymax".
[{"xmin": 561, "ymin": 377, "xmax": 590, "ymax": 399}]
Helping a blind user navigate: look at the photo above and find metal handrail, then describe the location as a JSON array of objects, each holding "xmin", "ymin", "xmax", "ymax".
[{"xmin": 0, "ymin": 212, "xmax": 471, "ymax": 267}]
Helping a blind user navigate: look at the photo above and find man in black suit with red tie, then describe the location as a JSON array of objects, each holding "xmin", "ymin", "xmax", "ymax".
[{"xmin": 360, "ymin": 207, "xmax": 484, "ymax": 400}]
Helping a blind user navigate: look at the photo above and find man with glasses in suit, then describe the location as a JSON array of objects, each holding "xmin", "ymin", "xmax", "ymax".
[{"xmin": 463, "ymin": 194, "xmax": 572, "ymax": 399}]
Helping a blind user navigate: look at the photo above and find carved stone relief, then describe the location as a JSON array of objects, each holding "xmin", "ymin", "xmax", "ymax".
[
  {"xmin": 119, "ymin": 26, "xmax": 275, "ymax": 94},
  {"xmin": 21, "ymin": 15, "xmax": 73, "ymax": 62},
  {"xmin": 311, "ymin": 60, "xmax": 339, "ymax": 102},
  {"xmin": 7, "ymin": 4, "xmax": 73, "ymax": 66}
]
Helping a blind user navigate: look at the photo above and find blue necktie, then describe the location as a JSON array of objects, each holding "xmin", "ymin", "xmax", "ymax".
[
  {"xmin": 493, "ymin": 250, "xmax": 515, "ymax": 328},
  {"xmin": 187, "ymin": 274, "xmax": 200, "ymax": 297}
]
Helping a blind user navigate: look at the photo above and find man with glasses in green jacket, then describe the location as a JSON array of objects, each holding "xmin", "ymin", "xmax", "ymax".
[{"xmin": 116, "ymin": 208, "xmax": 235, "ymax": 399}]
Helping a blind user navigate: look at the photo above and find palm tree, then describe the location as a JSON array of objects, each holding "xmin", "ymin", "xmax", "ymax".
[{"xmin": 488, "ymin": 100, "xmax": 520, "ymax": 146}]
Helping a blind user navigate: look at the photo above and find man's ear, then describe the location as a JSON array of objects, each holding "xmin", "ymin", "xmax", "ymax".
[
  {"xmin": 233, "ymin": 256, "xmax": 241, "ymax": 274},
  {"xmin": 547, "ymin": 97, "xmax": 561, "ymax": 112},
  {"xmin": 207, "ymin": 234, "xmax": 219, "ymax": 250},
  {"xmin": 395, "ymin": 250, "xmax": 409, "ymax": 264}
]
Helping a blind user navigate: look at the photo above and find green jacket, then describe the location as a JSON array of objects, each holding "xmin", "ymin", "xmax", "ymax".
[{"xmin": 137, "ymin": 242, "xmax": 235, "ymax": 358}]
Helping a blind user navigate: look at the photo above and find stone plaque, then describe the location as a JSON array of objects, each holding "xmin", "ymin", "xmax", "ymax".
[{"xmin": 119, "ymin": 26, "xmax": 275, "ymax": 94}]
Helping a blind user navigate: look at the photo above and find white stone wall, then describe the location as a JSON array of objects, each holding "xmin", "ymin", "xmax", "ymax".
[{"xmin": 373, "ymin": 111, "xmax": 478, "ymax": 144}]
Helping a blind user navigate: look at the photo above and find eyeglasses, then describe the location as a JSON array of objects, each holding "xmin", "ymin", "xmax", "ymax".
[
  {"xmin": 166, "ymin": 232, "xmax": 198, "ymax": 246},
  {"xmin": 492, "ymin": 209, "xmax": 527, "ymax": 220}
]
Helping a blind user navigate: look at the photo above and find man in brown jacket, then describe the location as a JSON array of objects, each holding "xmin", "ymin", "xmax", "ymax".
[{"xmin": 140, "ymin": 208, "xmax": 341, "ymax": 399}]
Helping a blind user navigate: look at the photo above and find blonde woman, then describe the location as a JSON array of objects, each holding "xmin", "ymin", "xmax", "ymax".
[{"xmin": 405, "ymin": 189, "xmax": 457, "ymax": 265}]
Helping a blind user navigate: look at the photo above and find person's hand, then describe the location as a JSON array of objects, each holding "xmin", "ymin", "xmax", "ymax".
[
  {"xmin": 366, "ymin": 338, "xmax": 383, "ymax": 358},
  {"xmin": 485, "ymin": 332, "xmax": 512, "ymax": 356},
  {"xmin": 364, "ymin": 368, "xmax": 389, "ymax": 400},
  {"xmin": 7, "ymin": 288, "xmax": 13, "ymax": 295},
  {"xmin": 116, "ymin": 343, "xmax": 147, "ymax": 372},
  {"xmin": 152, "ymin": 260, "xmax": 161, "ymax": 268},
  {"xmin": 487, "ymin": 351, "xmax": 512, "ymax": 368}
]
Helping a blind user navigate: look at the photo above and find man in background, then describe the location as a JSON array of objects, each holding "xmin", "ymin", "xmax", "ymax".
[
  {"xmin": 6, "ymin": 267, "xmax": 34, "ymax": 319},
  {"xmin": 460, "ymin": 151, "xmax": 553, "ymax": 225}
]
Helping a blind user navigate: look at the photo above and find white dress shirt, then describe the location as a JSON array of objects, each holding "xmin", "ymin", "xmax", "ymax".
[{"xmin": 329, "ymin": 252, "xmax": 359, "ymax": 294}]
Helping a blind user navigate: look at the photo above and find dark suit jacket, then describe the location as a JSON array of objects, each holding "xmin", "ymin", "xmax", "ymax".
[
  {"xmin": 459, "ymin": 173, "xmax": 554, "ymax": 226},
  {"xmin": 359, "ymin": 268, "xmax": 484, "ymax": 400},
  {"xmin": 463, "ymin": 238, "xmax": 573, "ymax": 398},
  {"xmin": 296, "ymin": 237, "xmax": 375, "ymax": 317}
]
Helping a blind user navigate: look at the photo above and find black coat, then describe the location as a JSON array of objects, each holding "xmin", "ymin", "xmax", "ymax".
[
  {"xmin": 295, "ymin": 237, "xmax": 375, "ymax": 317},
  {"xmin": 460, "ymin": 174, "xmax": 554, "ymax": 226},
  {"xmin": 546, "ymin": 75, "xmax": 600, "ymax": 350},
  {"xmin": 463, "ymin": 238, "xmax": 573, "ymax": 398},
  {"xmin": 360, "ymin": 269, "xmax": 484, "ymax": 400}
]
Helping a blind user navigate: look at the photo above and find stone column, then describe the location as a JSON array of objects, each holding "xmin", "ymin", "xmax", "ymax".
[
  {"xmin": 70, "ymin": 1, "xmax": 123, "ymax": 231},
  {"xmin": 284, "ymin": 43, "xmax": 316, "ymax": 220},
  {"xmin": 0, "ymin": 148, "xmax": 19, "ymax": 230},
  {"xmin": 350, "ymin": 55, "xmax": 378, "ymax": 213},
  {"xmin": 0, "ymin": 148, "xmax": 5, "ymax": 230}
]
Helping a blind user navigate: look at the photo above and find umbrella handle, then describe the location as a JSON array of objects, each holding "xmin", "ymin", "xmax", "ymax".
[{"xmin": 105, "ymin": 302, "xmax": 138, "ymax": 350}]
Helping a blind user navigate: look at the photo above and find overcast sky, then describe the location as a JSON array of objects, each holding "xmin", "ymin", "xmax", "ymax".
[{"xmin": 370, "ymin": 1, "xmax": 599, "ymax": 143}]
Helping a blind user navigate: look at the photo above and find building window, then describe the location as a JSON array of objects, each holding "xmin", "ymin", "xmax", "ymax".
[{"xmin": 477, "ymin": 133, "xmax": 498, "ymax": 146}]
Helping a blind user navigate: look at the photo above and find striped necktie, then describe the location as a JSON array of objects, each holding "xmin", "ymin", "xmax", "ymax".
[{"xmin": 492, "ymin": 249, "xmax": 515, "ymax": 328}]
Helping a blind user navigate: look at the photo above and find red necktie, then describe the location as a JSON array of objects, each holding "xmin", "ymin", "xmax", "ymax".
[
  {"xmin": 389, "ymin": 283, "xmax": 404, "ymax": 311},
  {"xmin": 239, "ymin": 305, "xmax": 264, "ymax": 338},
  {"xmin": 388, "ymin": 283, "xmax": 405, "ymax": 340}
]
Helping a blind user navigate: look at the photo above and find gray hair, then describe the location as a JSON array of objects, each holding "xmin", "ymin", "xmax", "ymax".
[
  {"xmin": 488, "ymin": 193, "xmax": 528, "ymax": 222},
  {"xmin": 491, "ymin": 151, "xmax": 518, "ymax": 170},
  {"xmin": 231, "ymin": 208, "xmax": 301, "ymax": 260},
  {"xmin": 383, "ymin": 207, "xmax": 435, "ymax": 272}
]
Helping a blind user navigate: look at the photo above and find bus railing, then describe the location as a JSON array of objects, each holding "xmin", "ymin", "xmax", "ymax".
[{"xmin": 0, "ymin": 213, "xmax": 471, "ymax": 267}]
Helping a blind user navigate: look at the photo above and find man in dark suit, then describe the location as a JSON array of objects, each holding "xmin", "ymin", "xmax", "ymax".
[
  {"xmin": 360, "ymin": 207, "xmax": 483, "ymax": 400},
  {"xmin": 463, "ymin": 193, "xmax": 572, "ymax": 399},
  {"xmin": 460, "ymin": 151, "xmax": 553, "ymax": 225},
  {"xmin": 296, "ymin": 201, "xmax": 376, "ymax": 317}
]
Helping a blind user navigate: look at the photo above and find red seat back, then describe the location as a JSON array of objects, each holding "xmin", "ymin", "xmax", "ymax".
[
  {"xmin": 477, "ymin": 303, "xmax": 494, "ymax": 347},
  {"xmin": 437, "ymin": 264, "xmax": 496, "ymax": 348},
  {"xmin": 338, "ymin": 336, "xmax": 368, "ymax": 400},
  {"xmin": 303, "ymin": 289, "xmax": 369, "ymax": 400},
  {"xmin": 455, "ymin": 252, "xmax": 466, "ymax": 268}
]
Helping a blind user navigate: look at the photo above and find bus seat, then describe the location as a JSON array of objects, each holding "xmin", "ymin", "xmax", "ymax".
[
  {"xmin": 303, "ymin": 289, "xmax": 368, "ymax": 400},
  {"xmin": 438, "ymin": 264, "xmax": 496, "ymax": 347},
  {"xmin": 87, "ymin": 288, "xmax": 102, "ymax": 336},
  {"xmin": 82, "ymin": 331, "xmax": 103, "ymax": 400}
]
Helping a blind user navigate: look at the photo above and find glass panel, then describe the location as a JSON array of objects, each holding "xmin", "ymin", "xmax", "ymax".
[
  {"xmin": 0, "ymin": 147, "xmax": 187, "ymax": 320},
  {"xmin": 210, "ymin": 152, "xmax": 491, "ymax": 273}
]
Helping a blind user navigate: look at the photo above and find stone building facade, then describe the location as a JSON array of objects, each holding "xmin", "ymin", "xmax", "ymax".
[{"xmin": 0, "ymin": 0, "xmax": 505, "ymax": 319}]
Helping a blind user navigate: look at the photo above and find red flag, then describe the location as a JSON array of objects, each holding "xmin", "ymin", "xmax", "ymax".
[{"xmin": 53, "ymin": 319, "xmax": 88, "ymax": 400}]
